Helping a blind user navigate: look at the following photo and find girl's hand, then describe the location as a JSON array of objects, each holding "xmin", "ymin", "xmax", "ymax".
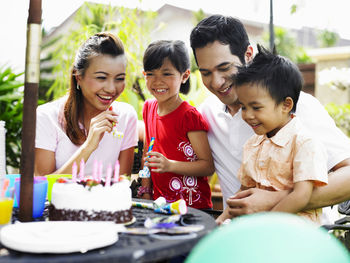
[
  {"xmin": 144, "ymin": 151, "xmax": 173, "ymax": 173},
  {"xmin": 84, "ymin": 110, "xmax": 118, "ymax": 151},
  {"xmin": 141, "ymin": 193, "xmax": 152, "ymax": 200}
]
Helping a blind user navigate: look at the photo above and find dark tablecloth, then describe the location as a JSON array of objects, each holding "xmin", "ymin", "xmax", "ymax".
[{"xmin": 0, "ymin": 199, "xmax": 216, "ymax": 263}]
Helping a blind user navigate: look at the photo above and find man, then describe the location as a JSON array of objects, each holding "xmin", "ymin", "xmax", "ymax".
[{"xmin": 190, "ymin": 15, "xmax": 350, "ymax": 223}]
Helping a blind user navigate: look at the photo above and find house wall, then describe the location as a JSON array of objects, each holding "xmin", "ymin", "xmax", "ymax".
[
  {"xmin": 309, "ymin": 46, "xmax": 350, "ymax": 105},
  {"xmin": 150, "ymin": 5, "xmax": 264, "ymax": 57}
]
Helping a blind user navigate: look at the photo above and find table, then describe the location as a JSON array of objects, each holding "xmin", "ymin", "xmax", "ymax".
[{"xmin": 0, "ymin": 199, "xmax": 216, "ymax": 263}]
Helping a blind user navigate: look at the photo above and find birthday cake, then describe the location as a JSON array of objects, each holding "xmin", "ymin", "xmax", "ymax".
[{"xmin": 49, "ymin": 179, "xmax": 133, "ymax": 224}]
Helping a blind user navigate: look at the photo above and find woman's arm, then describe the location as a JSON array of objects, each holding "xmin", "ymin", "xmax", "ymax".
[
  {"xmin": 35, "ymin": 110, "xmax": 118, "ymax": 176},
  {"xmin": 35, "ymin": 139, "xmax": 98, "ymax": 176},
  {"xmin": 145, "ymin": 131, "xmax": 215, "ymax": 177},
  {"xmin": 35, "ymin": 148, "xmax": 56, "ymax": 176},
  {"xmin": 118, "ymin": 146, "xmax": 135, "ymax": 176},
  {"xmin": 272, "ymin": 181, "xmax": 313, "ymax": 213}
]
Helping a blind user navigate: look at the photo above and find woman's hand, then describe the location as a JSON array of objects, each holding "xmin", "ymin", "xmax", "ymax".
[
  {"xmin": 144, "ymin": 151, "xmax": 173, "ymax": 173},
  {"xmin": 84, "ymin": 110, "xmax": 118, "ymax": 151}
]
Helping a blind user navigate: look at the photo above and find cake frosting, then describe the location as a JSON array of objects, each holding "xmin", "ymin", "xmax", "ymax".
[{"xmin": 49, "ymin": 179, "xmax": 133, "ymax": 224}]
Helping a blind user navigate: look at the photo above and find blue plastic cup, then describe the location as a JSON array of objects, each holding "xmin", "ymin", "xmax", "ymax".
[
  {"xmin": 5, "ymin": 174, "xmax": 20, "ymax": 207},
  {"xmin": 14, "ymin": 177, "xmax": 48, "ymax": 218}
]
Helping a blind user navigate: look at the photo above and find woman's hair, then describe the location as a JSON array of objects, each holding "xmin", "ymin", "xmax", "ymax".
[
  {"xmin": 143, "ymin": 40, "xmax": 190, "ymax": 94},
  {"xmin": 65, "ymin": 32, "xmax": 125, "ymax": 145},
  {"xmin": 190, "ymin": 15, "xmax": 250, "ymax": 65},
  {"xmin": 235, "ymin": 45, "xmax": 303, "ymax": 113}
]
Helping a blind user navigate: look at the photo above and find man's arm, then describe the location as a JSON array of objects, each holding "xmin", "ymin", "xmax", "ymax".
[
  {"xmin": 226, "ymin": 158, "xmax": 350, "ymax": 217},
  {"xmin": 272, "ymin": 181, "xmax": 313, "ymax": 213},
  {"xmin": 306, "ymin": 158, "xmax": 350, "ymax": 210},
  {"xmin": 226, "ymin": 188, "xmax": 290, "ymax": 217}
]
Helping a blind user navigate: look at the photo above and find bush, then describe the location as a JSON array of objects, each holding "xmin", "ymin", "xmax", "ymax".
[
  {"xmin": 0, "ymin": 65, "xmax": 24, "ymax": 170},
  {"xmin": 325, "ymin": 103, "xmax": 350, "ymax": 137}
]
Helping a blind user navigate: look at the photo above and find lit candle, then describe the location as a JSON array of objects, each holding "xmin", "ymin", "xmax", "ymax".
[
  {"xmin": 105, "ymin": 164, "xmax": 112, "ymax": 187},
  {"xmin": 113, "ymin": 160, "xmax": 120, "ymax": 182},
  {"xmin": 79, "ymin": 159, "xmax": 85, "ymax": 180},
  {"xmin": 72, "ymin": 161, "xmax": 77, "ymax": 182}
]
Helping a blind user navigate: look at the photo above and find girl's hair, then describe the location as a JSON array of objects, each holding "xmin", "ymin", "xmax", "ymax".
[
  {"xmin": 65, "ymin": 32, "xmax": 125, "ymax": 145},
  {"xmin": 143, "ymin": 40, "xmax": 190, "ymax": 94}
]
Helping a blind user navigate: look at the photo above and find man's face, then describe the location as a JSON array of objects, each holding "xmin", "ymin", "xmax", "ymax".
[{"xmin": 195, "ymin": 41, "xmax": 242, "ymax": 107}]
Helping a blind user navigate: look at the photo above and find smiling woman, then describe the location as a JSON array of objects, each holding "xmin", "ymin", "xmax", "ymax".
[{"xmin": 34, "ymin": 32, "xmax": 138, "ymax": 177}]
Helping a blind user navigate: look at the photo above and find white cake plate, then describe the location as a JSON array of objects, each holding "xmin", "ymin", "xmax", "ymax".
[{"xmin": 0, "ymin": 221, "xmax": 125, "ymax": 253}]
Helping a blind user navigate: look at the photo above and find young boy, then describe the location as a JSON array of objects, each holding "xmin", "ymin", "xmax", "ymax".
[{"xmin": 220, "ymin": 45, "xmax": 328, "ymax": 223}]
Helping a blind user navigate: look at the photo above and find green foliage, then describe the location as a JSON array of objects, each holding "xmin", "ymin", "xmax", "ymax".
[
  {"xmin": 181, "ymin": 70, "xmax": 211, "ymax": 107},
  {"xmin": 0, "ymin": 65, "xmax": 24, "ymax": 170},
  {"xmin": 318, "ymin": 29, "xmax": 339, "ymax": 48},
  {"xmin": 193, "ymin": 9, "xmax": 206, "ymax": 25},
  {"xmin": 325, "ymin": 103, "xmax": 350, "ymax": 137},
  {"xmin": 263, "ymin": 26, "xmax": 312, "ymax": 64},
  {"xmin": 290, "ymin": 4, "xmax": 298, "ymax": 14},
  {"xmin": 115, "ymin": 5, "xmax": 157, "ymax": 116}
]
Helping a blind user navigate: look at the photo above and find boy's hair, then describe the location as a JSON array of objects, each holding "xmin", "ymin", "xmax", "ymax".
[
  {"xmin": 143, "ymin": 40, "xmax": 190, "ymax": 94},
  {"xmin": 190, "ymin": 15, "xmax": 250, "ymax": 65},
  {"xmin": 235, "ymin": 45, "xmax": 303, "ymax": 113}
]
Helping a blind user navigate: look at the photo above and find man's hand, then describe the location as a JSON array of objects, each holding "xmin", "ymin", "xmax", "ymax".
[
  {"xmin": 226, "ymin": 188, "xmax": 289, "ymax": 217},
  {"xmin": 215, "ymin": 207, "xmax": 231, "ymax": 225}
]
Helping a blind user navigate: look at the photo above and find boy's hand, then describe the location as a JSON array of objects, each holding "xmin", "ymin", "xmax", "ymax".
[{"xmin": 144, "ymin": 151, "xmax": 172, "ymax": 173}]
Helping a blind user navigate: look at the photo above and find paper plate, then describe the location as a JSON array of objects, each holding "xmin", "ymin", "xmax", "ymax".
[{"xmin": 0, "ymin": 221, "xmax": 124, "ymax": 253}]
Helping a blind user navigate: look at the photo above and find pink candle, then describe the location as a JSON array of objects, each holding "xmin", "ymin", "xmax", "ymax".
[
  {"xmin": 98, "ymin": 161, "xmax": 103, "ymax": 182},
  {"xmin": 92, "ymin": 160, "xmax": 98, "ymax": 181},
  {"xmin": 105, "ymin": 164, "xmax": 112, "ymax": 187},
  {"xmin": 113, "ymin": 160, "xmax": 120, "ymax": 183},
  {"xmin": 72, "ymin": 161, "xmax": 77, "ymax": 182},
  {"xmin": 79, "ymin": 159, "xmax": 85, "ymax": 180}
]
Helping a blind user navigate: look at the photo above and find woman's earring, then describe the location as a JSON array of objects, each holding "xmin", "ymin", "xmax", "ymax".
[{"xmin": 77, "ymin": 84, "xmax": 80, "ymax": 90}]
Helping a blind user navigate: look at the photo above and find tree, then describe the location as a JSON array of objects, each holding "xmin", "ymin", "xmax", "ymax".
[
  {"xmin": 318, "ymin": 29, "xmax": 339, "ymax": 48},
  {"xmin": 263, "ymin": 26, "xmax": 312, "ymax": 64}
]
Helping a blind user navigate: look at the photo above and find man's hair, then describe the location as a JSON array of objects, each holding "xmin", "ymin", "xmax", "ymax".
[
  {"xmin": 190, "ymin": 15, "xmax": 250, "ymax": 64},
  {"xmin": 235, "ymin": 45, "xmax": 303, "ymax": 113}
]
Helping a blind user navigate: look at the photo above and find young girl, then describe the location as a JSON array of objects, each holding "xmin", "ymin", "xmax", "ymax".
[
  {"xmin": 217, "ymin": 45, "xmax": 328, "ymax": 224},
  {"xmin": 138, "ymin": 40, "xmax": 215, "ymax": 209}
]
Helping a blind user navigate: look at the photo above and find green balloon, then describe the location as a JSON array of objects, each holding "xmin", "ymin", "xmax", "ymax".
[{"xmin": 186, "ymin": 212, "xmax": 350, "ymax": 263}]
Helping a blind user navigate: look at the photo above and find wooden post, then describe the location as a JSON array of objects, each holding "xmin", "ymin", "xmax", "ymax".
[{"xmin": 19, "ymin": 0, "xmax": 42, "ymax": 222}]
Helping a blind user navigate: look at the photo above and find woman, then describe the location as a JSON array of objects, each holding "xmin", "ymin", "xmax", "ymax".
[{"xmin": 35, "ymin": 32, "xmax": 138, "ymax": 176}]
